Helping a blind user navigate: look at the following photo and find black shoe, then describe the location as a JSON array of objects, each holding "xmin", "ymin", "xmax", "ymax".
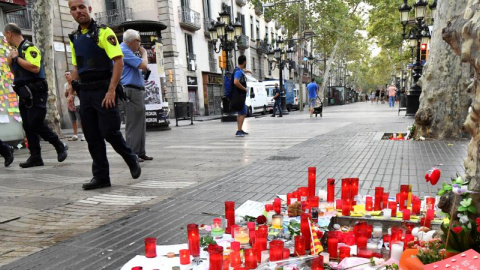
[
  {"xmin": 129, "ymin": 158, "xmax": 141, "ymax": 179},
  {"xmin": 19, "ymin": 156, "xmax": 44, "ymax": 168},
  {"xmin": 4, "ymin": 145, "xmax": 14, "ymax": 167},
  {"xmin": 241, "ymin": 130, "xmax": 249, "ymax": 135},
  {"xmin": 55, "ymin": 142, "xmax": 68, "ymax": 162},
  {"xmin": 279, "ymin": 115, "xmax": 283, "ymax": 117},
  {"xmin": 82, "ymin": 178, "xmax": 111, "ymax": 190},
  {"xmin": 271, "ymin": 115, "xmax": 275, "ymax": 117},
  {"xmin": 138, "ymin": 154, "xmax": 153, "ymax": 161}
]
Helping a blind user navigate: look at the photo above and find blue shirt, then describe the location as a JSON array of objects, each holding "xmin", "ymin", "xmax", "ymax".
[
  {"xmin": 307, "ymin": 82, "xmax": 318, "ymax": 99},
  {"xmin": 274, "ymin": 87, "xmax": 281, "ymax": 100},
  {"xmin": 120, "ymin": 43, "xmax": 145, "ymax": 87}
]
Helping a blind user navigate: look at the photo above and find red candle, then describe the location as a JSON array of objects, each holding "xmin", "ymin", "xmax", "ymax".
[
  {"xmin": 231, "ymin": 241, "xmax": 240, "ymax": 252},
  {"xmin": 291, "ymin": 191, "xmax": 298, "ymax": 204},
  {"xmin": 356, "ymin": 236, "xmax": 368, "ymax": 249},
  {"xmin": 225, "ymin": 201, "xmax": 235, "ymax": 234},
  {"xmin": 294, "ymin": 235, "xmax": 306, "ymax": 256},
  {"xmin": 388, "ymin": 201, "xmax": 397, "ymax": 217},
  {"xmin": 247, "ymin": 222, "xmax": 255, "ymax": 245},
  {"xmin": 298, "ymin": 187, "xmax": 308, "ymax": 201},
  {"xmin": 308, "ymin": 167, "xmax": 316, "ymax": 198},
  {"xmin": 390, "ymin": 227, "xmax": 403, "ymax": 242},
  {"xmin": 179, "ymin": 249, "xmax": 190, "ymax": 265},
  {"xmin": 339, "ymin": 246, "xmax": 351, "ymax": 261},
  {"xmin": 426, "ymin": 208, "xmax": 434, "ymax": 220},
  {"xmin": 374, "ymin": 187, "xmax": 384, "ymax": 210},
  {"xmin": 426, "ymin": 197, "xmax": 436, "ymax": 210},
  {"xmin": 402, "ymin": 209, "xmax": 411, "ymax": 221},
  {"xmin": 342, "ymin": 200, "xmax": 350, "ymax": 216},
  {"xmin": 365, "ymin": 196, "xmax": 373, "ymax": 211},
  {"xmin": 398, "ymin": 193, "xmax": 406, "ymax": 210},
  {"xmin": 230, "ymin": 251, "xmax": 241, "ymax": 268},
  {"xmin": 144, "ymin": 237, "xmax": 156, "ymax": 258},
  {"xmin": 327, "ymin": 178, "xmax": 335, "ymax": 202},
  {"xmin": 131, "ymin": 267, "xmax": 142, "ymax": 270},
  {"xmin": 351, "ymin": 178, "xmax": 359, "ymax": 197},
  {"xmin": 265, "ymin": 204, "xmax": 273, "ymax": 212},
  {"xmin": 311, "ymin": 255, "xmax": 324, "ymax": 270},
  {"xmin": 273, "ymin": 198, "xmax": 282, "ymax": 214},
  {"xmin": 420, "ymin": 217, "xmax": 432, "ymax": 228},
  {"xmin": 287, "ymin": 193, "xmax": 293, "ymax": 205},
  {"xmin": 336, "ymin": 199, "xmax": 343, "ymax": 210},
  {"xmin": 405, "ymin": 222, "xmax": 415, "ymax": 234},
  {"xmin": 404, "ymin": 234, "xmax": 414, "ymax": 249},
  {"xmin": 254, "ymin": 230, "xmax": 267, "ymax": 262},
  {"xmin": 244, "ymin": 248, "xmax": 257, "ymax": 269},
  {"xmin": 187, "ymin": 224, "xmax": 200, "ymax": 257},
  {"xmin": 309, "ymin": 196, "xmax": 319, "ymax": 221},
  {"xmin": 283, "ymin": 248, "xmax": 290, "ymax": 259},
  {"xmin": 327, "ymin": 237, "xmax": 338, "ymax": 259},
  {"xmin": 341, "ymin": 178, "xmax": 351, "ymax": 200},
  {"xmin": 412, "ymin": 197, "xmax": 421, "ymax": 214},
  {"xmin": 382, "ymin": 192, "xmax": 389, "ymax": 210},
  {"xmin": 209, "ymin": 245, "xmax": 223, "ymax": 270},
  {"xmin": 301, "ymin": 213, "xmax": 312, "ymax": 249},
  {"xmin": 269, "ymin": 240, "xmax": 284, "ymax": 261}
]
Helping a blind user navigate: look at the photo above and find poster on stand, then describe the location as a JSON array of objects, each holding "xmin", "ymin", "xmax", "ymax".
[{"xmin": 145, "ymin": 63, "xmax": 164, "ymax": 111}]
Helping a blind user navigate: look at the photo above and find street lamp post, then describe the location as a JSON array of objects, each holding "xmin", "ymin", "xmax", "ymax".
[
  {"xmin": 267, "ymin": 37, "xmax": 295, "ymax": 112},
  {"xmin": 208, "ymin": 5, "xmax": 243, "ymax": 119},
  {"xmin": 399, "ymin": 0, "xmax": 436, "ymax": 116}
]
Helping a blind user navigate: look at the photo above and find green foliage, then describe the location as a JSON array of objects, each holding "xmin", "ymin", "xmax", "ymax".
[
  {"xmin": 287, "ymin": 220, "xmax": 301, "ymax": 236},
  {"xmin": 415, "ymin": 239, "xmax": 446, "ymax": 264},
  {"xmin": 200, "ymin": 235, "xmax": 216, "ymax": 248}
]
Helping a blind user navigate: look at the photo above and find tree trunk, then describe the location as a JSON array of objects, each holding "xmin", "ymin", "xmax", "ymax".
[
  {"xmin": 319, "ymin": 40, "xmax": 339, "ymax": 103},
  {"xmin": 414, "ymin": 0, "xmax": 471, "ymax": 140},
  {"xmin": 442, "ymin": 0, "xmax": 480, "ymax": 200},
  {"xmin": 32, "ymin": 0, "xmax": 63, "ymax": 136}
]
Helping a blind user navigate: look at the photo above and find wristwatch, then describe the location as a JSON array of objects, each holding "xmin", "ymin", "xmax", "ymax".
[{"xmin": 12, "ymin": 56, "xmax": 19, "ymax": 63}]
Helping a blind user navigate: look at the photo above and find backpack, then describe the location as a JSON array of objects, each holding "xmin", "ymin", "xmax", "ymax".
[{"xmin": 225, "ymin": 67, "xmax": 240, "ymax": 99}]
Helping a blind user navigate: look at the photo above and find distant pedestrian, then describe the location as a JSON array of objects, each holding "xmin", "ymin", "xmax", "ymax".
[
  {"xmin": 375, "ymin": 89, "xmax": 380, "ymax": 103},
  {"xmin": 233, "ymin": 55, "xmax": 248, "ymax": 137},
  {"xmin": 388, "ymin": 84, "xmax": 397, "ymax": 108},
  {"xmin": 307, "ymin": 79, "xmax": 318, "ymax": 117},
  {"xmin": 0, "ymin": 140, "xmax": 14, "ymax": 167},
  {"xmin": 64, "ymin": 71, "xmax": 84, "ymax": 141},
  {"xmin": 380, "ymin": 88, "xmax": 385, "ymax": 104},
  {"xmin": 120, "ymin": 29, "xmax": 153, "ymax": 162},
  {"xmin": 271, "ymin": 83, "xmax": 282, "ymax": 117},
  {"xmin": 67, "ymin": 0, "xmax": 141, "ymax": 190},
  {"xmin": 370, "ymin": 91, "xmax": 375, "ymax": 103},
  {"xmin": 4, "ymin": 23, "xmax": 68, "ymax": 168}
]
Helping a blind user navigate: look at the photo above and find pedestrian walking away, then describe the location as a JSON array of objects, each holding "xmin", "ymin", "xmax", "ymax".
[
  {"xmin": 65, "ymin": 71, "xmax": 84, "ymax": 141},
  {"xmin": 380, "ymin": 88, "xmax": 385, "ymax": 104},
  {"xmin": 271, "ymin": 83, "xmax": 282, "ymax": 117},
  {"xmin": 232, "ymin": 55, "xmax": 249, "ymax": 137},
  {"xmin": 120, "ymin": 29, "xmax": 153, "ymax": 162},
  {"xmin": 388, "ymin": 84, "xmax": 397, "ymax": 108},
  {"xmin": 307, "ymin": 79, "xmax": 318, "ymax": 117},
  {"xmin": 0, "ymin": 139, "xmax": 14, "ymax": 167},
  {"xmin": 4, "ymin": 23, "xmax": 68, "ymax": 168},
  {"xmin": 67, "ymin": 0, "xmax": 141, "ymax": 190}
]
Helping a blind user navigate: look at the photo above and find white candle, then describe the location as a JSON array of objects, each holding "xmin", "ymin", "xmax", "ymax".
[
  {"xmin": 383, "ymin": 208, "xmax": 392, "ymax": 220},
  {"xmin": 318, "ymin": 190, "xmax": 328, "ymax": 201},
  {"xmin": 367, "ymin": 242, "xmax": 378, "ymax": 252},
  {"xmin": 373, "ymin": 226, "xmax": 383, "ymax": 238},
  {"xmin": 320, "ymin": 252, "xmax": 330, "ymax": 263},
  {"xmin": 390, "ymin": 243, "xmax": 404, "ymax": 261},
  {"xmin": 261, "ymin": 250, "xmax": 269, "ymax": 263},
  {"xmin": 266, "ymin": 211, "xmax": 275, "ymax": 224}
]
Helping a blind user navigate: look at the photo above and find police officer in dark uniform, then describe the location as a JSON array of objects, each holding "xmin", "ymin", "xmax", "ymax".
[
  {"xmin": 0, "ymin": 139, "xmax": 14, "ymax": 167},
  {"xmin": 67, "ymin": 0, "xmax": 141, "ymax": 190},
  {"xmin": 4, "ymin": 23, "xmax": 68, "ymax": 168}
]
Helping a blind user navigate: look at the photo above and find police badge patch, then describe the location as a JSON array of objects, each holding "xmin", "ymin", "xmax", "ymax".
[
  {"xmin": 30, "ymin": 51, "xmax": 38, "ymax": 58},
  {"xmin": 107, "ymin": 35, "xmax": 117, "ymax": 46}
]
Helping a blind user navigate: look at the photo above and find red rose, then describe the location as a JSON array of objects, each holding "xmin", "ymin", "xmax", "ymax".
[
  {"xmin": 477, "ymin": 226, "xmax": 480, "ymax": 233},
  {"xmin": 476, "ymin": 217, "xmax": 480, "ymax": 225},
  {"xmin": 452, "ymin": 227, "xmax": 463, "ymax": 234},
  {"xmin": 256, "ymin": 215, "xmax": 267, "ymax": 225}
]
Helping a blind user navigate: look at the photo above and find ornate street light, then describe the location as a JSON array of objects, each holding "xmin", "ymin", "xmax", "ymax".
[{"xmin": 413, "ymin": 0, "xmax": 428, "ymax": 20}]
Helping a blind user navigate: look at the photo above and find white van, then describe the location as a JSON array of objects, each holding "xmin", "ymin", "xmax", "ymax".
[
  {"xmin": 244, "ymin": 74, "xmax": 268, "ymax": 116},
  {"xmin": 262, "ymin": 80, "xmax": 280, "ymax": 112}
]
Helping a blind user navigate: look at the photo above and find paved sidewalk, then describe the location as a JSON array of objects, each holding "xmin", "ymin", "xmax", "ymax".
[{"xmin": 0, "ymin": 102, "xmax": 468, "ymax": 269}]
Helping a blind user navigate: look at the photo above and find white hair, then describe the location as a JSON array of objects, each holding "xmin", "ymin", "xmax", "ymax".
[{"xmin": 123, "ymin": 29, "xmax": 140, "ymax": 43}]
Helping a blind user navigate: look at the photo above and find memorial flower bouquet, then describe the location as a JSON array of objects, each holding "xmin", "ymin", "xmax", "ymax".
[{"xmin": 414, "ymin": 239, "xmax": 445, "ymax": 264}]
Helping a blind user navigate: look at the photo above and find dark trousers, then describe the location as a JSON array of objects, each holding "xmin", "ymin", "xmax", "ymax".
[
  {"xmin": 19, "ymin": 105, "xmax": 61, "ymax": 157},
  {"xmin": 79, "ymin": 89, "xmax": 137, "ymax": 181},
  {"xmin": 272, "ymin": 99, "xmax": 282, "ymax": 116},
  {"xmin": 0, "ymin": 139, "xmax": 10, "ymax": 158}
]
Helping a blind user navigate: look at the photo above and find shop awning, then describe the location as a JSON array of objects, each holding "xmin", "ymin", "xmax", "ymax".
[{"xmin": 0, "ymin": 0, "xmax": 26, "ymax": 6}]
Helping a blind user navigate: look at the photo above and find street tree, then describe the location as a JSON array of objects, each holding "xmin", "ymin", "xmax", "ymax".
[
  {"xmin": 414, "ymin": 0, "xmax": 470, "ymax": 139},
  {"xmin": 31, "ymin": 0, "xmax": 62, "ymax": 135},
  {"xmin": 442, "ymin": 0, "xmax": 480, "ymax": 195}
]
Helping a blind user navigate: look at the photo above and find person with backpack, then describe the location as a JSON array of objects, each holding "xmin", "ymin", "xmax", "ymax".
[
  {"xmin": 271, "ymin": 83, "xmax": 283, "ymax": 117},
  {"xmin": 231, "ymin": 55, "xmax": 248, "ymax": 137},
  {"xmin": 4, "ymin": 23, "xmax": 68, "ymax": 168}
]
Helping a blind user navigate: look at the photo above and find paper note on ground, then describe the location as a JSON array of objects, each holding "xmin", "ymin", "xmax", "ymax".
[
  {"xmin": 0, "ymin": 114, "xmax": 9, "ymax": 123},
  {"xmin": 235, "ymin": 200, "xmax": 265, "ymax": 218}
]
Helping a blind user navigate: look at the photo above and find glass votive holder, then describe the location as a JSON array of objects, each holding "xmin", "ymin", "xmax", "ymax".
[
  {"xmin": 272, "ymin": 214, "xmax": 283, "ymax": 229},
  {"xmin": 283, "ymin": 248, "xmax": 290, "ymax": 259},
  {"xmin": 373, "ymin": 223, "xmax": 383, "ymax": 238},
  {"xmin": 261, "ymin": 250, "xmax": 270, "ymax": 263},
  {"xmin": 294, "ymin": 235, "xmax": 306, "ymax": 256},
  {"xmin": 233, "ymin": 226, "xmax": 249, "ymax": 245},
  {"xmin": 320, "ymin": 252, "xmax": 330, "ymax": 263},
  {"xmin": 211, "ymin": 218, "xmax": 224, "ymax": 237},
  {"xmin": 383, "ymin": 208, "xmax": 392, "ymax": 219},
  {"xmin": 339, "ymin": 246, "xmax": 351, "ymax": 261},
  {"xmin": 179, "ymin": 249, "xmax": 190, "ymax": 265},
  {"xmin": 231, "ymin": 241, "xmax": 240, "ymax": 252},
  {"xmin": 367, "ymin": 239, "xmax": 379, "ymax": 252},
  {"xmin": 244, "ymin": 248, "xmax": 257, "ymax": 269},
  {"xmin": 144, "ymin": 237, "xmax": 156, "ymax": 258}
]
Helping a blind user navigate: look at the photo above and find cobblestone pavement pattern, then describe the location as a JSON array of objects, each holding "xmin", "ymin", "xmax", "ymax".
[{"xmin": 0, "ymin": 102, "xmax": 468, "ymax": 269}]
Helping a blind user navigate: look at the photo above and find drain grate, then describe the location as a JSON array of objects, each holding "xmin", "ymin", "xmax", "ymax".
[{"xmin": 267, "ymin": 156, "xmax": 300, "ymax": 161}]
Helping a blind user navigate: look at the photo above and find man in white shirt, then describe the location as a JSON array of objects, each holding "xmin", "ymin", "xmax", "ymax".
[{"xmin": 64, "ymin": 71, "xmax": 84, "ymax": 141}]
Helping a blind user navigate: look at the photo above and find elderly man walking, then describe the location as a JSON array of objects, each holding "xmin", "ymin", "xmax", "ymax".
[
  {"xmin": 120, "ymin": 29, "xmax": 153, "ymax": 162},
  {"xmin": 388, "ymin": 84, "xmax": 397, "ymax": 108}
]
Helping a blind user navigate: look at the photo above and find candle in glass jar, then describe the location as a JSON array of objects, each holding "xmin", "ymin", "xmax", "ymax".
[
  {"xmin": 327, "ymin": 237, "xmax": 338, "ymax": 259},
  {"xmin": 341, "ymin": 178, "xmax": 351, "ymax": 200},
  {"xmin": 230, "ymin": 251, "xmax": 241, "ymax": 268},
  {"xmin": 402, "ymin": 209, "xmax": 411, "ymax": 221},
  {"xmin": 412, "ymin": 197, "xmax": 421, "ymax": 214},
  {"xmin": 426, "ymin": 208, "xmax": 434, "ymax": 220},
  {"xmin": 311, "ymin": 255, "xmax": 324, "ymax": 270},
  {"xmin": 254, "ymin": 230, "xmax": 267, "ymax": 262},
  {"xmin": 209, "ymin": 245, "xmax": 223, "ymax": 270},
  {"xmin": 272, "ymin": 214, "xmax": 283, "ymax": 229},
  {"xmin": 269, "ymin": 240, "xmax": 284, "ymax": 261},
  {"xmin": 327, "ymin": 178, "xmax": 335, "ymax": 202},
  {"xmin": 374, "ymin": 187, "xmax": 384, "ymax": 210},
  {"xmin": 342, "ymin": 200, "xmax": 351, "ymax": 216},
  {"xmin": 273, "ymin": 198, "xmax": 282, "ymax": 214},
  {"xmin": 233, "ymin": 226, "xmax": 249, "ymax": 245},
  {"xmin": 300, "ymin": 213, "xmax": 312, "ymax": 248},
  {"xmin": 365, "ymin": 196, "xmax": 373, "ymax": 211},
  {"xmin": 356, "ymin": 236, "xmax": 368, "ymax": 249},
  {"xmin": 382, "ymin": 192, "xmax": 389, "ymax": 209},
  {"xmin": 426, "ymin": 197, "xmax": 436, "ymax": 210},
  {"xmin": 225, "ymin": 201, "xmax": 235, "ymax": 234},
  {"xmin": 388, "ymin": 201, "xmax": 397, "ymax": 217},
  {"xmin": 320, "ymin": 252, "xmax": 330, "ymax": 263},
  {"xmin": 339, "ymin": 246, "xmax": 351, "ymax": 261},
  {"xmin": 187, "ymin": 224, "xmax": 200, "ymax": 257},
  {"xmin": 390, "ymin": 242, "xmax": 403, "ymax": 261},
  {"xmin": 179, "ymin": 249, "xmax": 190, "ymax": 265},
  {"xmin": 291, "ymin": 191, "xmax": 298, "ymax": 204},
  {"xmin": 244, "ymin": 248, "xmax": 257, "ymax": 269},
  {"xmin": 298, "ymin": 187, "xmax": 309, "ymax": 202},
  {"xmin": 383, "ymin": 208, "xmax": 392, "ymax": 220},
  {"xmin": 367, "ymin": 241, "xmax": 378, "ymax": 252},
  {"xmin": 308, "ymin": 167, "xmax": 316, "ymax": 198},
  {"xmin": 294, "ymin": 235, "xmax": 306, "ymax": 256},
  {"xmin": 351, "ymin": 178, "xmax": 359, "ymax": 197},
  {"xmin": 373, "ymin": 224, "xmax": 383, "ymax": 238},
  {"xmin": 283, "ymin": 248, "xmax": 290, "ymax": 259},
  {"xmin": 336, "ymin": 199, "xmax": 343, "ymax": 210},
  {"xmin": 287, "ymin": 193, "xmax": 293, "ymax": 206},
  {"xmin": 211, "ymin": 218, "xmax": 224, "ymax": 237},
  {"xmin": 231, "ymin": 241, "xmax": 240, "ymax": 252}
]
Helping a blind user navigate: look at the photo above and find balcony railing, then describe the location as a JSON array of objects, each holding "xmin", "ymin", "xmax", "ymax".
[
  {"xmin": 95, "ymin": 7, "xmax": 133, "ymax": 27},
  {"xmin": 179, "ymin": 6, "xmax": 201, "ymax": 32},
  {"xmin": 209, "ymin": 59, "xmax": 217, "ymax": 73},
  {"xmin": 204, "ymin": 18, "xmax": 213, "ymax": 37},
  {"xmin": 237, "ymin": 34, "xmax": 249, "ymax": 50},
  {"xmin": 6, "ymin": 8, "xmax": 32, "ymax": 30},
  {"xmin": 187, "ymin": 53, "xmax": 197, "ymax": 71}
]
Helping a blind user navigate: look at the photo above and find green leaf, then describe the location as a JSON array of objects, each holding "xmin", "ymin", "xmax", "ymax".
[
  {"xmin": 468, "ymin": 205, "xmax": 477, "ymax": 213},
  {"xmin": 445, "ymin": 185, "xmax": 452, "ymax": 191},
  {"xmin": 458, "ymin": 206, "xmax": 467, "ymax": 211},
  {"xmin": 438, "ymin": 189, "xmax": 445, "ymax": 196}
]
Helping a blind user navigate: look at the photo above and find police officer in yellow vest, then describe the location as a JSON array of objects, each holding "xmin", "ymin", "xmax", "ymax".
[
  {"xmin": 67, "ymin": 0, "xmax": 141, "ymax": 190},
  {"xmin": 4, "ymin": 23, "xmax": 68, "ymax": 168}
]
